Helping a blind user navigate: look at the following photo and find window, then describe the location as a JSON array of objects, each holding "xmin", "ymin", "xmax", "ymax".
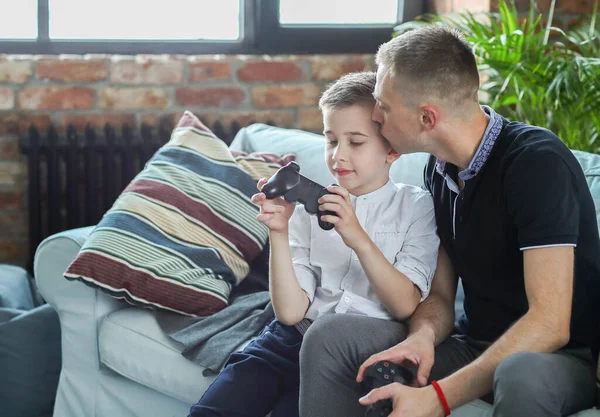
[
  {"xmin": 279, "ymin": 0, "xmax": 399, "ymax": 25},
  {"xmin": 0, "ymin": 0, "xmax": 37, "ymax": 39},
  {"xmin": 49, "ymin": 0, "xmax": 241, "ymax": 40},
  {"xmin": 0, "ymin": 0, "xmax": 425, "ymax": 54}
]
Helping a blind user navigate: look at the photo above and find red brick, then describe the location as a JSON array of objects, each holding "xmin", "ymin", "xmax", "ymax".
[
  {"xmin": 238, "ymin": 61, "xmax": 305, "ymax": 82},
  {"xmin": 59, "ymin": 113, "xmax": 137, "ymax": 131},
  {"xmin": 0, "ymin": 87, "xmax": 14, "ymax": 110},
  {"xmin": 0, "ymin": 189, "xmax": 24, "ymax": 211},
  {"xmin": 111, "ymin": 57, "xmax": 184, "ymax": 84},
  {"xmin": 452, "ymin": 0, "xmax": 491, "ymax": 12},
  {"xmin": 0, "ymin": 212, "xmax": 27, "ymax": 235},
  {"xmin": 18, "ymin": 87, "xmax": 95, "ymax": 110},
  {"xmin": 0, "ymin": 239, "xmax": 23, "ymax": 262},
  {"xmin": 0, "ymin": 137, "xmax": 19, "ymax": 160},
  {"xmin": 509, "ymin": 0, "xmax": 551, "ymax": 11},
  {"xmin": 297, "ymin": 108, "xmax": 324, "ymax": 132},
  {"xmin": 0, "ymin": 58, "xmax": 32, "ymax": 83},
  {"xmin": 0, "ymin": 114, "xmax": 52, "ymax": 135},
  {"xmin": 36, "ymin": 58, "xmax": 107, "ymax": 82},
  {"xmin": 175, "ymin": 87, "xmax": 246, "ymax": 107},
  {"xmin": 251, "ymin": 84, "xmax": 322, "ymax": 108},
  {"xmin": 311, "ymin": 56, "xmax": 369, "ymax": 80},
  {"xmin": 0, "ymin": 161, "xmax": 27, "ymax": 186},
  {"xmin": 189, "ymin": 62, "xmax": 232, "ymax": 82},
  {"xmin": 429, "ymin": 0, "xmax": 453, "ymax": 13},
  {"xmin": 557, "ymin": 0, "xmax": 597, "ymax": 13},
  {"xmin": 99, "ymin": 87, "xmax": 169, "ymax": 109}
]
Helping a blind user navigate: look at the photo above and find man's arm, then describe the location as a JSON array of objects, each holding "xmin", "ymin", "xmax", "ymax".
[
  {"xmin": 438, "ymin": 245, "xmax": 573, "ymax": 408},
  {"xmin": 407, "ymin": 244, "xmax": 458, "ymax": 347},
  {"xmin": 356, "ymin": 245, "xmax": 458, "ymax": 387}
]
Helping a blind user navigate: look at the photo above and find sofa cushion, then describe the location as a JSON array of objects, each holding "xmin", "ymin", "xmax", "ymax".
[
  {"xmin": 0, "ymin": 304, "xmax": 61, "ymax": 417},
  {"xmin": 572, "ymin": 150, "xmax": 600, "ymax": 234},
  {"xmin": 231, "ymin": 123, "xmax": 431, "ymax": 188},
  {"xmin": 0, "ymin": 265, "xmax": 35, "ymax": 310},
  {"xmin": 65, "ymin": 111, "xmax": 290, "ymax": 316},
  {"xmin": 99, "ymin": 308, "xmax": 226, "ymax": 405}
]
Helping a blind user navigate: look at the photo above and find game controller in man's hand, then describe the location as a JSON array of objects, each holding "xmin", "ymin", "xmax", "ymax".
[
  {"xmin": 363, "ymin": 360, "xmax": 414, "ymax": 417},
  {"xmin": 260, "ymin": 161, "xmax": 337, "ymax": 230}
]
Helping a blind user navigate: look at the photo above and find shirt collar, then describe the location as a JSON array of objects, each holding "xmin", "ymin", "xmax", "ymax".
[
  {"xmin": 349, "ymin": 179, "xmax": 396, "ymax": 204},
  {"xmin": 435, "ymin": 105, "xmax": 503, "ymax": 181}
]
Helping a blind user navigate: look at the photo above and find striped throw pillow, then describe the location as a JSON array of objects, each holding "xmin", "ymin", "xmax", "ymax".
[{"xmin": 64, "ymin": 111, "xmax": 292, "ymax": 316}]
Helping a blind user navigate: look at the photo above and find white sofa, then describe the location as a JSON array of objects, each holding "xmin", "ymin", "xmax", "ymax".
[{"xmin": 35, "ymin": 123, "xmax": 600, "ymax": 417}]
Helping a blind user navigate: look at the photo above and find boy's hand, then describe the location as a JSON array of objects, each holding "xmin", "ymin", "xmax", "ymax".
[
  {"xmin": 318, "ymin": 185, "xmax": 368, "ymax": 249},
  {"xmin": 251, "ymin": 178, "xmax": 296, "ymax": 234}
]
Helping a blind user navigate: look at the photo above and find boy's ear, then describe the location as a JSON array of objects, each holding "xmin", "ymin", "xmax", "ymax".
[{"xmin": 387, "ymin": 148, "xmax": 401, "ymax": 164}]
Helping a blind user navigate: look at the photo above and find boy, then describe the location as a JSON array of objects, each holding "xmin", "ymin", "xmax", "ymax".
[{"xmin": 188, "ymin": 72, "xmax": 439, "ymax": 417}]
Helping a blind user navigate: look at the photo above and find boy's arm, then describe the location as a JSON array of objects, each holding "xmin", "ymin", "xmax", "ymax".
[
  {"xmin": 354, "ymin": 193, "xmax": 439, "ymax": 320},
  {"xmin": 269, "ymin": 208, "xmax": 315, "ymax": 325}
]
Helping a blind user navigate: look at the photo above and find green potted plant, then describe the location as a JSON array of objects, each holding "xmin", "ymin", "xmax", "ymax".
[{"xmin": 395, "ymin": 0, "xmax": 600, "ymax": 153}]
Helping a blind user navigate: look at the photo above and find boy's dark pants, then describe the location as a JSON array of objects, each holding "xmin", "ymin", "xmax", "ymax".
[{"xmin": 188, "ymin": 319, "xmax": 303, "ymax": 417}]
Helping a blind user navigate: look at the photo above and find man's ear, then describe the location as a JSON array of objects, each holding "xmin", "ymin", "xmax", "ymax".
[
  {"xmin": 387, "ymin": 148, "xmax": 401, "ymax": 164},
  {"xmin": 420, "ymin": 105, "xmax": 438, "ymax": 132}
]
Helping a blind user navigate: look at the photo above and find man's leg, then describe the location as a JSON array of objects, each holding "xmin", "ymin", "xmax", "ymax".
[
  {"xmin": 189, "ymin": 319, "xmax": 302, "ymax": 417},
  {"xmin": 299, "ymin": 314, "xmax": 408, "ymax": 417},
  {"xmin": 493, "ymin": 349, "xmax": 597, "ymax": 417},
  {"xmin": 428, "ymin": 333, "xmax": 490, "ymax": 382}
]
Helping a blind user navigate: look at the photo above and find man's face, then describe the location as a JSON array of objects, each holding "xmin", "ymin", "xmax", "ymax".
[{"xmin": 372, "ymin": 67, "xmax": 424, "ymax": 154}]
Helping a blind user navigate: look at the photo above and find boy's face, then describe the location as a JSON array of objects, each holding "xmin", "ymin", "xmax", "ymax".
[{"xmin": 322, "ymin": 104, "xmax": 400, "ymax": 196}]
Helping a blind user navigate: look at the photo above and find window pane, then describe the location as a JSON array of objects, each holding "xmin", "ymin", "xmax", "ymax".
[
  {"xmin": 0, "ymin": 0, "xmax": 37, "ymax": 39},
  {"xmin": 49, "ymin": 0, "xmax": 241, "ymax": 40},
  {"xmin": 280, "ymin": 0, "xmax": 398, "ymax": 25}
]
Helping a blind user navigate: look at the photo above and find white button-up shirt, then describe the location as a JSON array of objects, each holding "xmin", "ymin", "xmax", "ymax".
[{"xmin": 288, "ymin": 180, "xmax": 439, "ymax": 321}]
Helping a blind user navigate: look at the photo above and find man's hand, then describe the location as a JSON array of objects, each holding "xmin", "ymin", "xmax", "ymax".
[
  {"xmin": 251, "ymin": 177, "xmax": 296, "ymax": 234},
  {"xmin": 318, "ymin": 185, "xmax": 368, "ymax": 249},
  {"xmin": 357, "ymin": 330, "xmax": 436, "ymax": 387},
  {"xmin": 359, "ymin": 384, "xmax": 444, "ymax": 417}
]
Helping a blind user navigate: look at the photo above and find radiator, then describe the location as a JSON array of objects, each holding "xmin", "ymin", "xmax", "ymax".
[{"xmin": 19, "ymin": 119, "xmax": 246, "ymax": 269}]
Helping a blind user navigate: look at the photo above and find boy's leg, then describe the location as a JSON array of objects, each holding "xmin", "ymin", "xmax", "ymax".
[
  {"xmin": 299, "ymin": 314, "xmax": 409, "ymax": 417},
  {"xmin": 493, "ymin": 349, "xmax": 597, "ymax": 417},
  {"xmin": 270, "ymin": 387, "xmax": 300, "ymax": 417},
  {"xmin": 189, "ymin": 319, "xmax": 302, "ymax": 417}
]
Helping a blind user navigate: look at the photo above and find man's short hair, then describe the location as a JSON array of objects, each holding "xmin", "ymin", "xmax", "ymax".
[
  {"xmin": 376, "ymin": 26, "xmax": 480, "ymax": 105},
  {"xmin": 318, "ymin": 71, "xmax": 376, "ymax": 111}
]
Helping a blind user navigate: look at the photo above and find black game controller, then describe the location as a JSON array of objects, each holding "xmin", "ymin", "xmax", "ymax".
[
  {"xmin": 363, "ymin": 361, "xmax": 414, "ymax": 417},
  {"xmin": 261, "ymin": 161, "xmax": 337, "ymax": 230}
]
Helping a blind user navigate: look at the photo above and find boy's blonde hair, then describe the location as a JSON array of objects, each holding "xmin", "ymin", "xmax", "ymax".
[{"xmin": 318, "ymin": 71, "xmax": 376, "ymax": 111}]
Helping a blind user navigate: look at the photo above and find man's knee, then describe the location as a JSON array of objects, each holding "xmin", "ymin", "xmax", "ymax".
[{"xmin": 495, "ymin": 352, "xmax": 549, "ymax": 393}]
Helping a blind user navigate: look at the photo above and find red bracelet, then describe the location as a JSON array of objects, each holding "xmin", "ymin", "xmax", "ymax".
[{"xmin": 431, "ymin": 380, "xmax": 451, "ymax": 416}]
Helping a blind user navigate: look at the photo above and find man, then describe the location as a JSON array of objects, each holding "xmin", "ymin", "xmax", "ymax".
[{"xmin": 298, "ymin": 26, "xmax": 600, "ymax": 417}]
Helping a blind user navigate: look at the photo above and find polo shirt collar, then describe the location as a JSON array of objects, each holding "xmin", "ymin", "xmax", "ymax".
[{"xmin": 435, "ymin": 105, "xmax": 503, "ymax": 181}]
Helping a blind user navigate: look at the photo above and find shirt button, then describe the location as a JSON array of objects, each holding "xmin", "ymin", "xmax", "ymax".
[{"xmin": 344, "ymin": 297, "xmax": 351, "ymax": 303}]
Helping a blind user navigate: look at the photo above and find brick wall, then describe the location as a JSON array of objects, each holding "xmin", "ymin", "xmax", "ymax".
[
  {"xmin": 0, "ymin": 0, "xmax": 595, "ymax": 267},
  {"xmin": 0, "ymin": 54, "xmax": 374, "ymax": 266}
]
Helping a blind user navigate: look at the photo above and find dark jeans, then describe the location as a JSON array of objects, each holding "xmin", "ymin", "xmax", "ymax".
[{"xmin": 188, "ymin": 319, "xmax": 303, "ymax": 417}]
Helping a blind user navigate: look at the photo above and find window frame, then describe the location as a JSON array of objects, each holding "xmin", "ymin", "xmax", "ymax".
[{"xmin": 0, "ymin": 0, "xmax": 425, "ymax": 55}]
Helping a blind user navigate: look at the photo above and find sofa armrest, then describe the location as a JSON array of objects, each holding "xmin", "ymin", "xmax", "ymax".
[{"xmin": 34, "ymin": 226, "xmax": 129, "ymax": 416}]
